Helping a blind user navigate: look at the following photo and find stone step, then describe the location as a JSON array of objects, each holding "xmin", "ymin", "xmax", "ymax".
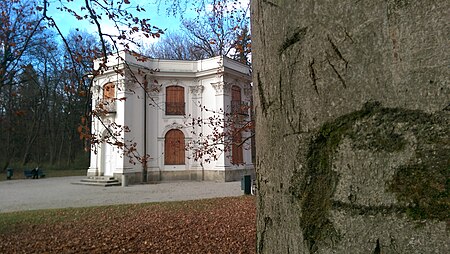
[
  {"xmin": 80, "ymin": 178, "xmax": 118, "ymax": 183},
  {"xmin": 72, "ymin": 177, "xmax": 121, "ymax": 187},
  {"xmin": 72, "ymin": 181, "xmax": 121, "ymax": 187},
  {"xmin": 86, "ymin": 176, "xmax": 115, "ymax": 181}
]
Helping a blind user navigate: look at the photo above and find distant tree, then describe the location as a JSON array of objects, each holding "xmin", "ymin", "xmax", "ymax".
[
  {"xmin": 144, "ymin": 32, "xmax": 207, "ymax": 60},
  {"xmin": 0, "ymin": 0, "xmax": 110, "ymax": 169},
  {"xmin": 148, "ymin": 0, "xmax": 251, "ymax": 64},
  {"xmin": 16, "ymin": 65, "xmax": 45, "ymax": 165},
  {"xmin": 0, "ymin": 0, "xmax": 45, "ymax": 91},
  {"xmin": 230, "ymin": 25, "xmax": 251, "ymax": 65},
  {"xmin": 0, "ymin": 0, "xmax": 47, "ymax": 169}
]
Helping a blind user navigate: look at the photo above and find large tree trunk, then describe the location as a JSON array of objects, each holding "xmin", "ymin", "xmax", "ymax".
[{"xmin": 251, "ymin": 0, "xmax": 449, "ymax": 253}]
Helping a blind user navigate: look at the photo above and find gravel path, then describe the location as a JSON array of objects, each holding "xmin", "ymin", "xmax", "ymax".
[{"xmin": 0, "ymin": 176, "xmax": 243, "ymax": 213}]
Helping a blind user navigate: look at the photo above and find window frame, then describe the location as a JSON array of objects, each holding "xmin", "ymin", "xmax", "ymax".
[
  {"xmin": 165, "ymin": 85, "xmax": 185, "ymax": 115},
  {"xmin": 103, "ymin": 82, "xmax": 115, "ymax": 100}
]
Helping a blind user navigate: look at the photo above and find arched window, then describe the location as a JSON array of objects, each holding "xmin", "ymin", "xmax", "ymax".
[
  {"xmin": 103, "ymin": 82, "xmax": 115, "ymax": 100},
  {"xmin": 166, "ymin": 86, "xmax": 185, "ymax": 115},
  {"xmin": 232, "ymin": 131, "xmax": 244, "ymax": 164},
  {"xmin": 164, "ymin": 129, "xmax": 185, "ymax": 165}
]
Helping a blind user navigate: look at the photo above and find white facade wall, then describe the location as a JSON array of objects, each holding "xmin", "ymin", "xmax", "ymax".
[{"xmin": 88, "ymin": 52, "xmax": 254, "ymax": 183}]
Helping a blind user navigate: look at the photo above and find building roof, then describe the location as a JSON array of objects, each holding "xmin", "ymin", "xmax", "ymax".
[{"xmin": 94, "ymin": 51, "xmax": 251, "ymax": 81}]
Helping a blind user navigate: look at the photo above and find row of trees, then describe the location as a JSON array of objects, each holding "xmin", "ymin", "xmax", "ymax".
[{"xmin": 0, "ymin": 0, "xmax": 104, "ymax": 170}]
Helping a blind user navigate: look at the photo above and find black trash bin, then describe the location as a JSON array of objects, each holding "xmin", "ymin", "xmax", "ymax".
[
  {"xmin": 6, "ymin": 168, "xmax": 13, "ymax": 180},
  {"xmin": 243, "ymin": 175, "xmax": 251, "ymax": 195}
]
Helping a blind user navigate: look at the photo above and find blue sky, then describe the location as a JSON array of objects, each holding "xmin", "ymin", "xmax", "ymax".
[
  {"xmin": 45, "ymin": 0, "xmax": 250, "ymax": 51},
  {"xmin": 46, "ymin": 0, "xmax": 184, "ymax": 37}
]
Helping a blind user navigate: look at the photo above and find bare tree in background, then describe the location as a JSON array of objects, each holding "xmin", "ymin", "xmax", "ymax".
[
  {"xmin": 143, "ymin": 32, "xmax": 207, "ymax": 60},
  {"xmin": 147, "ymin": 0, "xmax": 251, "ymax": 64}
]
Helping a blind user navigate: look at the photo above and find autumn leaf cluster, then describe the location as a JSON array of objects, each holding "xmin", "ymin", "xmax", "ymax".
[{"xmin": 0, "ymin": 196, "xmax": 256, "ymax": 253}]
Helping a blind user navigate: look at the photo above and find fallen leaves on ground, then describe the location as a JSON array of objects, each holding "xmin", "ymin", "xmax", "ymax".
[{"xmin": 0, "ymin": 196, "xmax": 256, "ymax": 253}]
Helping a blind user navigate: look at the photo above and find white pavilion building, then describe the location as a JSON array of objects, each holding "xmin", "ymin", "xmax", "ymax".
[{"xmin": 87, "ymin": 51, "xmax": 254, "ymax": 184}]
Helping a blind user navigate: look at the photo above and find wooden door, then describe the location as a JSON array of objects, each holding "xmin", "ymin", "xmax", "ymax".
[{"xmin": 165, "ymin": 129, "xmax": 185, "ymax": 165}]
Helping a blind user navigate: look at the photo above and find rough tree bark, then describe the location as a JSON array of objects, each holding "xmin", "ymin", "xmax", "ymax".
[{"xmin": 251, "ymin": 0, "xmax": 449, "ymax": 253}]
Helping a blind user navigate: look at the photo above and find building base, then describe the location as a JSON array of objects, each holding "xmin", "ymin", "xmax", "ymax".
[
  {"xmin": 145, "ymin": 168, "xmax": 255, "ymax": 183},
  {"xmin": 86, "ymin": 168, "xmax": 255, "ymax": 185}
]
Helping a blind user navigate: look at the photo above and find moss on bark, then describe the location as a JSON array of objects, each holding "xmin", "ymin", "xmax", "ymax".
[{"xmin": 290, "ymin": 101, "xmax": 449, "ymax": 252}]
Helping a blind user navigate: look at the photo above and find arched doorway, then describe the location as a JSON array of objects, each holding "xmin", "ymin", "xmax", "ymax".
[{"xmin": 164, "ymin": 129, "xmax": 185, "ymax": 165}]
